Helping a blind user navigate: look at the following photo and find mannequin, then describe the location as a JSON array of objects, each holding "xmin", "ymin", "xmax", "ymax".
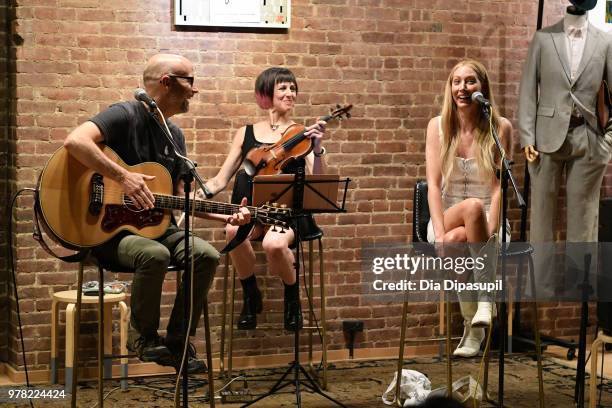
[
  {"xmin": 523, "ymin": 6, "xmax": 587, "ymax": 163},
  {"xmin": 518, "ymin": 0, "xmax": 612, "ymax": 298}
]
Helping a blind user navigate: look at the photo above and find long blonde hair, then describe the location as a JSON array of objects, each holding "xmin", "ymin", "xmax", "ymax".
[{"xmin": 440, "ymin": 60, "xmax": 501, "ymax": 183}]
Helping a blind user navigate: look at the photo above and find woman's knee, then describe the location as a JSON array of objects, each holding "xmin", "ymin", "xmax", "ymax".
[
  {"xmin": 443, "ymin": 230, "xmax": 467, "ymax": 243},
  {"xmin": 262, "ymin": 237, "xmax": 289, "ymax": 259},
  {"xmin": 464, "ymin": 198, "xmax": 485, "ymax": 220}
]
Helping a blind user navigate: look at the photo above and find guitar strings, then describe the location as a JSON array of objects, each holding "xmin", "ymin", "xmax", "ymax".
[
  {"xmin": 99, "ymin": 185, "xmax": 258, "ymax": 212},
  {"xmin": 98, "ymin": 186, "xmax": 289, "ymax": 225}
]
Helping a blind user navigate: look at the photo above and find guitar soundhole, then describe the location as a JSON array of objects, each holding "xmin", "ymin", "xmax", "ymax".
[{"xmin": 101, "ymin": 205, "xmax": 165, "ymax": 232}]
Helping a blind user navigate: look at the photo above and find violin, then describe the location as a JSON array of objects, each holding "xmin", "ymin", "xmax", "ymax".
[{"xmin": 243, "ymin": 104, "xmax": 352, "ymax": 177}]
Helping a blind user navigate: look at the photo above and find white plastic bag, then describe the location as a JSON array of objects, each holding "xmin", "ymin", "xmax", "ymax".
[
  {"xmin": 382, "ymin": 369, "xmax": 431, "ymax": 407},
  {"xmin": 452, "ymin": 375, "xmax": 484, "ymax": 407}
]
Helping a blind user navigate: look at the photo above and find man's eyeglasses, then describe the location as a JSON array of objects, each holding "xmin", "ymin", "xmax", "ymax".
[{"xmin": 167, "ymin": 74, "xmax": 194, "ymax": 87}]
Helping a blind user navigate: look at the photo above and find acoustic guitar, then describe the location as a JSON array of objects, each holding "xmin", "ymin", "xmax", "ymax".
[{"xmin": 36, "ymin": 145, "xmax": 290, "ymax": 250}]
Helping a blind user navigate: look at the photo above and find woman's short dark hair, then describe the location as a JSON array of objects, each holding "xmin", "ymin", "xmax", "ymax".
[{"xmin": 254, "ymin": 67, "xmax": 298, "ymax": 109}]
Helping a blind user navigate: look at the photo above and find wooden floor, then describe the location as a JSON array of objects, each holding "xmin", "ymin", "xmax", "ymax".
[{"xmin": 1, "ymin": 352, "xmax": 612, "ymax": 407}]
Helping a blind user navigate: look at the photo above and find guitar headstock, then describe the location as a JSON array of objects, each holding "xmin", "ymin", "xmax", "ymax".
[
  {"xmin": 330, "ymin": 104, "xmax": 352, "ymax": 120},
  {"xmin": 257, "ymin": 202, "xmax": 293, "ymax": 229}
]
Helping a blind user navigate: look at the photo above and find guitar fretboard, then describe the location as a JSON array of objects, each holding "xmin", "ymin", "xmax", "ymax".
[{"xmin": 124, "ymin": 193, "xmax": 259, "ymax": 218}]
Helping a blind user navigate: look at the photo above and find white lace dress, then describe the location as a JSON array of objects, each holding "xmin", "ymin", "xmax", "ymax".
[{"xmin": 426, "ymin": 155, "xmax": 511, "ymax": 243}]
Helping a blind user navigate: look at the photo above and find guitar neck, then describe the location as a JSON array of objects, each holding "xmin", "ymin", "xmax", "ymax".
[{"xmin": 146, "ymin": 194, "xmax": 257, "ymax": 217}]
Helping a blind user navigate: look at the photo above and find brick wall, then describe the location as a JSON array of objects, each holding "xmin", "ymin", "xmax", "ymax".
[{"xmin": 4, "ymin": 0, "xmax": 586, "ymax": 371}]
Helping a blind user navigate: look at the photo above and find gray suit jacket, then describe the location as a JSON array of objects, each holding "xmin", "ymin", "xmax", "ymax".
[{"xmin": 518, "ymin": 19, "xmax": 612, "ymax": 153}]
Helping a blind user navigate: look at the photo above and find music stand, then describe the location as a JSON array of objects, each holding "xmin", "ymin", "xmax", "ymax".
[{"xmin": 242, "ymin": 170, "xmax": 350, "ymax": 408}]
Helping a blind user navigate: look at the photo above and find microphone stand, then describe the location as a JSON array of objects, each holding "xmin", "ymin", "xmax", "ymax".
[
  {"xmin": 480, "ymin": 103, "xmax": 525, "ymax": 407},
  {"xmin": 143, "ymin": 104, "xmax": 214, "ymax": 408},
  {"xmin": 575, "ymin": 254, "xmax": 593, "ymax": 408}
]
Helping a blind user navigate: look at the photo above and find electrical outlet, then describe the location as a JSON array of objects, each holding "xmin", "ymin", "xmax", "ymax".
[{"xmin": 342, "ymin": 320, "xmax": 364, "ymax": 332}]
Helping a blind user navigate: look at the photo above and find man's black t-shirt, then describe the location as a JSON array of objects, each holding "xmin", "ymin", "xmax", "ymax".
[{"xmin": 90, "ymin": 101, "xmax": 188, "ymax": 189}]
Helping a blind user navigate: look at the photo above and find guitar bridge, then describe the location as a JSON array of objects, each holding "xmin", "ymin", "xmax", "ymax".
[{"xmin": 89, "ymin": 173, "xmax": 104, "ymax": 215}]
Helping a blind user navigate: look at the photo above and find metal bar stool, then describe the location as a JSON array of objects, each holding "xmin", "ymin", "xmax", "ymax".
[
  {"xmin": 70, "ymin": 260, "xmax": 215, "ymax": 408},
  {"xmin": 219, "ymin": 225, "xmax": 329, "ymax": 389},
  {"xmin": 396, "ymin": 180, "xmax": 544, "ymax": 406}
]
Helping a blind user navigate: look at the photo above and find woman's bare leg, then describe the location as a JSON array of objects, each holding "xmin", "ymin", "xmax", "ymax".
[
  {"xmin": 226, "ymin": 224, "xmax": 263, "ymax": 279},
  {"xmin": 261, "ymin": 227, "xmax": 301, "ymax": 330},
  {"xmin": 261, "ymin": 228, "xmax": 296, "ymax": 284},
  {"xmin": 441, "ymin": 200, "xmax": 489, "ymax": 356},
  {"xmin": 443, "ymin": 198, "xmax": 489, "ymax": 243}
]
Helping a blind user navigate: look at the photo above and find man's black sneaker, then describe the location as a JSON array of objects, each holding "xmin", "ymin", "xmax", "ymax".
[
  {"xmin": 161, "ymin": 339, "xmax": 208, "ymax": 374},
  {"xmin": 127, "ymin": 335, "xmax": 172, "ymax": 363}
]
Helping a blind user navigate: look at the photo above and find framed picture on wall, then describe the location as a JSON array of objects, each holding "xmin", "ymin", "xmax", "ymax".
[{"xmin": 175, "ymin": 0, "xmax": 291, "ymax": 29}]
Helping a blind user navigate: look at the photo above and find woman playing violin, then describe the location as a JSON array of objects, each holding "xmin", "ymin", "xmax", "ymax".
[{"xmin": 203, "ymin": 67, "xmax": 326, "ymax": 331}]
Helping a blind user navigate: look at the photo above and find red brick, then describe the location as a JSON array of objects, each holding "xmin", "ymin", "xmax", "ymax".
[{"xmin": 2, "ymin": 0, "xmax": 582, "ymax": 369}]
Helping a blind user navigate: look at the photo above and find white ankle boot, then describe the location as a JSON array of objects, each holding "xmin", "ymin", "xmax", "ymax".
[
  {"xmin": 453, "ymin": 321, "xmax": 485, "ymax": 357},
  {"xmin": 471, "ymin": 301, "xmax": 496, "ymax": 327},
  {"xmin": 453, "ymin": 299, "xmax": 484, "ymax": 357},
  {"xmin": 470, "ymin": 235, "xmax": 498, "ymax": 328}
]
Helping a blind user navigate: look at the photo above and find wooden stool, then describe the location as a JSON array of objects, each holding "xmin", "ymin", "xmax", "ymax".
[
  {"xmin": 51, "ymin": 290, "xmax": 128, "ymax": 392},
  {"xmin": 589, "ymin": 330, "xmax": 612, "ymax": 407}
]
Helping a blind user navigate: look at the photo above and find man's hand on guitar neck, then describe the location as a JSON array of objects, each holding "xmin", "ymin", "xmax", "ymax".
[
  {"xmin": 226, "ymin": 197, "xmax": 251, "ymax": 226},
  {"xmin": 119, "ymin": 170, "xmax": 156, "ymax": 210}
]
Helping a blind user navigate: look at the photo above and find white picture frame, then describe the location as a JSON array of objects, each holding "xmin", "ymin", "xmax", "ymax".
[{"xmin": 175, "ymin": 0, "xmax": 291, "ymax": 29}]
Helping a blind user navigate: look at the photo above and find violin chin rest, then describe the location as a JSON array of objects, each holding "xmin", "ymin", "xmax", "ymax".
[{"xmin": 243, "ymin": 159, "xmax": 256, "ymax": 177}]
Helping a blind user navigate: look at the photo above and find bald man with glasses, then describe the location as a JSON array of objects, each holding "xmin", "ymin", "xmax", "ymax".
[{"xmin": 63, "ymin": 53, "xmax": 250, "ymax": 373}]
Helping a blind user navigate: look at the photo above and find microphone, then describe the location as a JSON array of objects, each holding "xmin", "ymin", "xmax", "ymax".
[
  {"xmin": 471, "ymin": 91, "xmax": 490, "ymax": 107},
  {"xmin": 134, "ymin": 88, "xmax": 157, "ymax": 110}
]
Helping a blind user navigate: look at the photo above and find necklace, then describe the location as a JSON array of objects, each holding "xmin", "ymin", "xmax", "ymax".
[{"xmin": 270, "ymin": 123, "xmax": 280, "ymax": 131}]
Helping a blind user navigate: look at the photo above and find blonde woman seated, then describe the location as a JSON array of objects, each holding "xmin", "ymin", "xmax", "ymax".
[{"xmin": 425, "ymin": 60, "xmax": 513, "ymax": 357}]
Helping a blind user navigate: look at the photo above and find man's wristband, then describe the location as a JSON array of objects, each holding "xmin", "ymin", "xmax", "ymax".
[
  {"xmin": 202, "ymin": 184, "xmax": 214, "ymax": 199},
  {"xmin": 313, "ymin": 147, "xmax": 326, "ymax": 157}
]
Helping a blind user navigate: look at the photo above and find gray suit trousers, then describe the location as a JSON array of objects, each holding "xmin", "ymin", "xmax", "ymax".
[{"xmin": 529, "ymin": 124, "xmax": 610, "ymax": 298}]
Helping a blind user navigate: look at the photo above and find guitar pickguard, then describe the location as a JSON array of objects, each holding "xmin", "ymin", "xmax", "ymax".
[{"xmin": 101, "ymin": 205, "xmax": 166, "ymax": 233}]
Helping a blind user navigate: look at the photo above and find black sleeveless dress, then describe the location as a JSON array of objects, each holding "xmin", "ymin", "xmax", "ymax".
[{"xmin": 231, "ymin": 125, "xmax": 322, "ymax": 241}]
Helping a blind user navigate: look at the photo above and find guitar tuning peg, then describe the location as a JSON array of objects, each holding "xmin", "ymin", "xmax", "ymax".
[
  {"xmin": 272, "ymin": 202, "xmax": 278, "ymax": 207},
  {"xmin": 271, "ymin": 224, "xmax": 277, "ymax": 232},
  {"xmin": 346, "ymin": 112, "xmax": 351, "ymax": 118},
  {"xmin": 280, "ymin": 204, "xmax": 287, "ymax": 209},
  {"xmin": 336, "ymin": 104, "xmax": 341, "ymax": 109}
]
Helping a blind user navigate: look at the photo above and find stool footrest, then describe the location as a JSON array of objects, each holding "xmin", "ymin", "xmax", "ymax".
[{"xmin": 403, "ymin": 336, "xmax": 462, "ymax": 343}]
